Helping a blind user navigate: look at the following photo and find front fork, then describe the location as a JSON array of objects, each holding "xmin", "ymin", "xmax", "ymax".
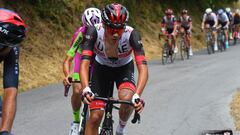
[{"xmin": 100, "ymin": 102, "xmax": 113, "ymax": 135}]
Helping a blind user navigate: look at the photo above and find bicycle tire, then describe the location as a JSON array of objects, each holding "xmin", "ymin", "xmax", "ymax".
[
  {"xmin": 180, "ymin": 41, "xmax": 185, "ymax": 60},
  {"xmin": 186, "ymin": 46, "xmax": 190, "ymax": 59},
  {"xmin": 218, "ymin": 40, "xmax": 223, "ymax": 52},
  {"xmin": 206, "ymin": 39, "xmax": 212, "ymax": 54},
  {"xmin": 162, "ymin": 43, "xmax": 169, "ymax": 65},
  {"xmin": 170, "ymin": 51, "xmax": 176, "ymax": 63},
  {"xmin": 234, "ymin": 37, "xmax": 237, "ymax": 45},
  {"xmin": 79, "ymin": 104, "xmax": 89, "ymax": 135},
  {"xmin": 99, "ymin": 130, "xmax": 113, "ymax": 135}
]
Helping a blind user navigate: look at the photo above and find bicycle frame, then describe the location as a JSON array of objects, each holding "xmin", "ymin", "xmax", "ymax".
[
  {"xmin": 179, "ymin": 32, "xmax": 189, "ymax": 60},
  {"xmin": 217, "ymin": 27, "xmax": 226, "ymax": 52},
  {"xmin": 162, "ymin": 34, "xmax": 176, "ymax": 64},
  {"xmin": 205, "ymin": 28, "xmax": 215, "ymax": 54},
  {"xmin": 95, "ymin": 97, "xmax": 140, "ymax": 135}
]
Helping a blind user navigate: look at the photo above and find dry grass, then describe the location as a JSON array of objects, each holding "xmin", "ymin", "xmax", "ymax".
[
  {"xmin": 0, "ymin": 1, "xmax": 208, "ymax": 94},
  {"xmin": 231, "ymin": 89, "xmax": 240, "ymax": 130},
  {"xmin": 0, "ymin": 19, "xmax": 207, "ymax": 94}
]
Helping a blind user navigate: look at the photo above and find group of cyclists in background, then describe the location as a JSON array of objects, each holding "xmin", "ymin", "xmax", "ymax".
[
  {"xmin": 1, "ymin": 2, "xmax": 240, "ymax": 135},
  {"xmin": 62, "ymin": 5, "xmax": 240, "ymax": 135},
  {"xmin": 160, "ymin": 7, "xmax": 240, "ymax": 64}
]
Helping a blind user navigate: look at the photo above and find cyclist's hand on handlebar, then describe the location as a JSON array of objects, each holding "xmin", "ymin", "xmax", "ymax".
[
  {"xmin": 81, "ymin": 86, "xmax": 94, "ymax": 105},
  {"xmin": 132, "ymin": 93, "xmax": 145, "ymax": 113},
  {"xmin": 63, "ymin": 75, "xmax": 71, "ymax": 86}
]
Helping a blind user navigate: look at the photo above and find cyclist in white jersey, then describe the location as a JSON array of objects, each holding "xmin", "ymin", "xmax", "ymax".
[
  {"xmin": 201, "ymin": 8, "xmax": 218, "ymax": 51},
  {"xmin": 80, "ymin": 3, "xmax": 148, "ymax": 135},
  {"xmin": 217, "ymin": 9, "xmax": 230, "ymax": 48}
]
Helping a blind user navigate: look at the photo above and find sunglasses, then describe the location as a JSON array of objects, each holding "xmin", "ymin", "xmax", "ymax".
[{"xmin": 106, "ymin": 26, "xmax": 125, "ymax": 35}]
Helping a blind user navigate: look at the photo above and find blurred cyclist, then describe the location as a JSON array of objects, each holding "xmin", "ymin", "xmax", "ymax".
[
  {"xmin": 178, "ymin": 9, "xmax": 193, "ymax": 55},
  {"xmin": 201, "ymin": 8, "xmax": 218, "ymax": 51},
  {"xmin": 232, "ymin": 9, "xmax": 240, "ymax": 39},
  {"xmin": 225, "ymin": 7, "xmax": 233, "ymax": 40},
  {"xmin": 0, "ymin": 8, "xmax": 26, "ymax": 135},
  {"xmin": 216, "ymin": 9, "xmax": 230, "ymax": 48},
  {"xmin": 63, "ymin": 7, "xmax": 101, "ymax": 135},
  {"xmin": 161, "ymin": 8, "xmax": 178, "ymax": 53}
]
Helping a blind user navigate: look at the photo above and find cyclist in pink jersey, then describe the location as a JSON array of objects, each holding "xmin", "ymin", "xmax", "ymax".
[{"xmin": 63, "ymin": 7, "xmax": 101, "ymax": 135}]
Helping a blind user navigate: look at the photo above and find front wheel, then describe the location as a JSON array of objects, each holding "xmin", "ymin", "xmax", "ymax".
[
  {"xmin": 170, "ymin": 48, "xmax": 176, "ymax": 63},
  {"xmin": 99, "ymin": 130, "xmax": 113, "ymax": 135},
  {"xmin": 162, "ymin": 43, "xmax": 169, "ymax": 65},
  {"xmin": 180, "ymin": 41, "xmax": 189, "ymax": 60},
  {"xmin": 206, "ymin": 39, "xmax": 212, "ymax": 54},
  {"xmin": 79, "ymin": 104, "xmax": 89, "ymax": 135}
]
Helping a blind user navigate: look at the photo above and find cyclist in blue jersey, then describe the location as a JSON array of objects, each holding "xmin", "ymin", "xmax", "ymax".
[
  {"xmin": 63, "ymin": 7, "xmax": 101, "ymax": 135},
  {"xmin": 0, "ymin": 9, "xmax": 26, "ymax": 135},
  {"xmin": 217, "ymin": 9, "xmax": 230, "ymax": 48}
]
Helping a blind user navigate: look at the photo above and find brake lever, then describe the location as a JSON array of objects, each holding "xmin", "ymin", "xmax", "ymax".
[
  {"xmin": 131, "ymin": 111, "xmax": 141, "ymax": 124},
  {"xmin": 64, "ymin": 77, "xmax": 73, "ymax": 97}
]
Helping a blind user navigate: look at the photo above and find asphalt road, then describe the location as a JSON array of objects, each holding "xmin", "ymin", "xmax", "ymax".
[{"xmin": 13, "ymin": 45, "xmax": 240, "ymax": 135}]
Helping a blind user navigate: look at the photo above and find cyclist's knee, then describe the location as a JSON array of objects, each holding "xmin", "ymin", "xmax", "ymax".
[
  {"xmin": 72, "ymin": 83, "xmax": 82, "ymax": 95},
  {"xmin": 118, "ymin": 88, "xmax": 134, "ymax": 101},
  {"xmin": 89, "ymin": 110, "xmax": 104, "ymax": 126}
]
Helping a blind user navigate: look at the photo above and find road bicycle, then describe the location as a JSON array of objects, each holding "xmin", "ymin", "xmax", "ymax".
[
  {"xmin": 216, "ymin": 27, "xmax": 226, "ymax": 52},
  {"xmin": 161, "ymin": 34, "xmax": 176, "ymax": 65},
  {"xmin": 204, "ymin": 27, "xmax": 215, "ymax": 54},
  {"xmin": 64, "ymin": 79, "xmax": 141, "ymax": 135},
  {"xmin": 179, "ymin": 32, "xmax": 190, "ymax": 60}
]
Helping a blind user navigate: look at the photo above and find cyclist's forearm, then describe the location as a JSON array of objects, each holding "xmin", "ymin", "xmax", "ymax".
[
  {"xmin": 201, "ymin": 22, "xmax": 204, "ymax": 28},
  {"xmin": 80, "ymin": 60, "xmax": 90, "ymax": 88},
  {"xmin": 173, "ymin": 24, "xmax": 177, "ymax": 33},
  {"xmin": 226, "ymin": 21, "xmax": 230, "ymax": 27},
  {"xmin": 136, "ymin": 64, "xmax": 148, "ymax": 96},
  {"xmin": 63, "ymin": 56, "xmax": 73, "ymax": 77},
  {"xmin": 190, "ymin": 23, "xmax": 193, "ymax": 30}
]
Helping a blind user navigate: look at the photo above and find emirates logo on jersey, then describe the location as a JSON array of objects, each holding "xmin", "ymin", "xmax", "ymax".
[{"xmin": 0, "ymin": 26, "xmax": 9, "ymax": 35}]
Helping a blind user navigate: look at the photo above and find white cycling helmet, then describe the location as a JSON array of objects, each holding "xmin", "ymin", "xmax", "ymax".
[
  {"xmin": 205, "ymin": 8, "xmax": 212, "ymax": 14},
  {"xmin": 82, "ymin": 7, "xmax": 102, "ymax": 26},
  {"xmin": 225, "ymin": 7, "xmax": 231, "ymax": 13}
]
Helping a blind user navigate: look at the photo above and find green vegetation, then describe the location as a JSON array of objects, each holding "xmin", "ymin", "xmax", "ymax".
[{"xmin": 0, "ymin": 0, "xmax": 237, "ymax": 92}]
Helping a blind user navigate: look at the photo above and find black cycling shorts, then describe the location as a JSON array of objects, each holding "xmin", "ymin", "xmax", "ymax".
[
  {"xmin": 219, "ymin": 22, "xmax": 228, "ymax": 28},
  {"xmin": 166, "ymin": 28, "xmax": 174, "ymax": 34},
  {"xmin": 205, "ymin": 20, "xmax": 215, "ymax": 27},
  {"xmin": 89, "ymin": 60, "xmax": 136, "ymax": 110}
]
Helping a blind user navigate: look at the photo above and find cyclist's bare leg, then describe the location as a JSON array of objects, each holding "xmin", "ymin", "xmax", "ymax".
[
  {"xmin": 118, "ymin": 89, "xmax": 134, "ymax": 121},
  {"xmin": 212, "ymin": 30, "xmax": 217, "ymax": 48},
  {"xmin": 186, "ymin": 33, "xmax": 191, "ymax": 47},
  {"xmin": 71, "ymin": 83, "xmax": 82, "ymax": 111},
  {"xmin": 85, "ymin": 109, "xmax": 104, "ymax": 135},
  {"xmin": 224, "ymin": 29, "xmax": 229, "ymax": 46},
  {"xmin": 173, "ymin": 34, "xmax": 177, "ymax": 47},
  {"xmin": 117, "ymin": 89, "xmax": 134, "ymax": 133},
  {"xmin": 0, "ymin": 88, "xmax": 17, "ymax": 132},
  {"xmin": 71, "ymin": 83, "xmax": 82, "ymax": 123}
]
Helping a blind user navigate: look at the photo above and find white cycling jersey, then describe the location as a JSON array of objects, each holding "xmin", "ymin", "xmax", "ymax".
[
  {"xmin": 94, "ymin": 23, "xmax": 134, "ymax": 67},
  {"xmin": 217, "ymin": 12, "xmax": 229, "ymax": 23},
  {"xmin": 202, "ymin": 12, "xmax": 218, "ymax": 27}
]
